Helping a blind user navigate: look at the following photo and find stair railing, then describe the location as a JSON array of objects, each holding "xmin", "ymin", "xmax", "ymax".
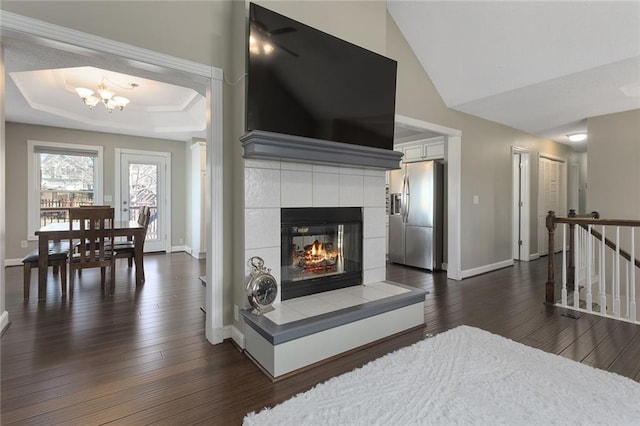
[{"xmin": 545, "ymin": 210, "xmax": 640, "ymax": 324}]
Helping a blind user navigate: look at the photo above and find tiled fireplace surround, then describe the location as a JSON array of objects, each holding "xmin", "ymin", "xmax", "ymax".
[
  {"xmin": 241, "ymin": 155, "xmax": 425, "ymax": 378},
  {"xmin": 243, "ymin": 158, "xmax": 387, "ymax": 303}
]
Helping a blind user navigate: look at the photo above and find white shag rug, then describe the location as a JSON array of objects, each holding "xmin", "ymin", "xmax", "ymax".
[{"xmin": 244, "ymin": 325, "xmax": 640, "ymax": 425}]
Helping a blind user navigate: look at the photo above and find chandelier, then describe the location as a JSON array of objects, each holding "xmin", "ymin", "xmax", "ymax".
[{"xmin": 74, "ymin": 80, "xmax": 137, "ymax": 113}]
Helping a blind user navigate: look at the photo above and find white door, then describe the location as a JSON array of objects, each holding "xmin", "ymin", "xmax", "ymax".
[
  {"xmin": 117, "ymin": 149, "xmax": 171, "ymax": 252},
  {"xmin": 512, "ymin": 150, "xmax": 530, "ymax": 261},
  {"xmin": 537, "ymin": 156, "xmax": 565, "ymax": 255}
]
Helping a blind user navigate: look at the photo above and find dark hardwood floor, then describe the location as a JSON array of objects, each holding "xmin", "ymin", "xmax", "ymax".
[{"xmin": 2, "ymin": 253, "xmax": 639, "ymax": 424}]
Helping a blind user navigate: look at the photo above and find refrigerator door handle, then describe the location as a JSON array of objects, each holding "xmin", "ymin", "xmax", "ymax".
[
  {"xmin": 401, "ymin": 174, "xmax": 407, "ymax": 222},
  {"xmin": 405, "ymin": 175, "xmax": 410, "ymax": 222}
]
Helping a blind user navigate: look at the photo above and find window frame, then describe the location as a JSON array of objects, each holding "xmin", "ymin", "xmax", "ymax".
[{"xmin": 27, "ymin": 140, "xmax": 104, "ymax": 240}]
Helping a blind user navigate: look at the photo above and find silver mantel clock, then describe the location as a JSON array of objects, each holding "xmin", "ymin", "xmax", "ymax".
[{"xmin": 246, "ymin": 256, "xmax": 278, "ymax": 315}]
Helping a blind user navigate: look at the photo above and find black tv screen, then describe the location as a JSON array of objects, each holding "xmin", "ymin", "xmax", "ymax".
[{"xmin": 247, "ymin": 3, "xmax": 397, "ymax": 151}]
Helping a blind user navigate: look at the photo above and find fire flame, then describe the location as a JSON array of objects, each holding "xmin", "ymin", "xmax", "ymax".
[
  {"xmin": 310, "ymin": 241, "xmax": 325, "ymax": 258},
  {"xmin": 297, "ymin": 240, "xmax": 338, "ymax": 271}
]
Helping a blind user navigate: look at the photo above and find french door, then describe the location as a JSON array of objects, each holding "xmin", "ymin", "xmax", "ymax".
[{"xmin": 116, "ymin": 149, "xmax": 171, "ymax": 253}]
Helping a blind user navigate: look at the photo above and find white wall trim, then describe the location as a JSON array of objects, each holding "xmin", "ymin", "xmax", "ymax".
[
  {"xmin": 461, "ymin": 259, "xmax": 514, "ymax": 279},
  {"xmin": 394, "ymin": 115, "xmax": 462, "ymax": 281},
  {"xmin": 529, "ymin": 253, "xmax": 540, "ymax": 261},
  {"xmin": 1, "ymin": 11, "xmax": 226, "ymax": 345},
  {"xmin": 447, "ymin": 136, "xmax": 462, "ymax": 280},
  {"xmin": 0, "ymin": 44, "xmax": 6, "ymax": 333},
  {"xmin": 0, "ymin": 311, "xmax": 9, "ymax": 336},
  {"xmin": 0, "ymin": 11, "xmax": 218, "ymax": 80},
  {"xmin": 511, "ymin": 146, "xmax": 531, "ymax": 262},
  {"xmin": 170, "ymin": 245, "xmax": 188, "ymax": 253},
  {"xmin": 205, "ymin": 68, "xmax": 225, "ymax": 345},
  {"xmin": 4, "ymin": 259, "xmax": 23, "ymax": 267},
  {"xmin": 395, "ymin": 114, "xmax": 462, "ymax": 137},
  {"xmin": 231, "ymin": 325, "xmax": 245, "ymax": 349}
]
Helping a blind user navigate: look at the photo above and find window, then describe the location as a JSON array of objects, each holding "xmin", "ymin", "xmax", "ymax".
[{"xmin": 27, "ymin": 140, "xmax": 103, "ymax": 239}]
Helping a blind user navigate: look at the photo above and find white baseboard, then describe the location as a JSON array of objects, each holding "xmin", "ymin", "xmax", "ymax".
[
  {"xmin": 461, "ymin": 259, "xmax": 514, "ymax": 279},
  {"xmin": 0, "ymin": 311, "xmax": 9, "ymax": 335},
  {"xmin": 170, "ymin": 245, "xmax": 187, "ymax": 253},
  {"xmin": 441, "ymin": 262, "xmax": 448, "ymax": 271},
  {"xmin": 529, "ymin": 253, "xmax": 540, "ymax": 261},
  {"xmin": 191, "ymin": 251, "xmax": 206, "ymax": 260},
  {"xmin": 5, "ymin": 258, "xmax": 22, "ymax": 267},
  {"xmin": 230, "ymin": 325, "xmax": 245, "ymax": 349}
]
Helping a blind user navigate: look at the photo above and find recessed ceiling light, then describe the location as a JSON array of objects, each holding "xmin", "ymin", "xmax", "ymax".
[{"xmin": 567, "ymin": 132, "xmax": 587, "ymax": 142}]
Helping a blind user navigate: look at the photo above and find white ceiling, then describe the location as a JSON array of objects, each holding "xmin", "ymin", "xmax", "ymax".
[
  {"xmin": 4, "ymin": 3, "xmax": 639, "ymax": 150},
  {"xmin": 388, "ymin": 1, "xmax": 640, "ymax": 151},
  {"xmin": 3, "ymin": 36, "xmax": 207, "ymax": 142}
]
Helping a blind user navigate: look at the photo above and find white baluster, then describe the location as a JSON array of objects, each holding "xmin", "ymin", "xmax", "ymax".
[
  {"xmin": 586, "ymin": 224, "xmax": 592, "ymax": 312},
  {"xmin": 614, "ymin": 226, "xmax": 621, "ymax": 318},
  {"xmin": 625, "ymin": 261, "xmax": 630, "ymax": 320},
  {"xmin": 574, "ymin": 224, "xmax": 580, "ymax": 310},
  {"xmin": 631, "ymin": 228, "xmax": 636, "ymax": 322},
  {"xmin": 600, "ymin": 226, "xmax": 606, "ymax": 315},
  {"xmin": 562, "ymin": 223, "xmax": 567, "ymax": 306}
]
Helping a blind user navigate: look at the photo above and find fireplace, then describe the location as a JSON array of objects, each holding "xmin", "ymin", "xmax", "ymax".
[{"xmin": 281, "ymin": 207, "xmax": 363, "ymax": 300}]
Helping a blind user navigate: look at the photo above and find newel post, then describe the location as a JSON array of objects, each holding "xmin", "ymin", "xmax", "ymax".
[
  {"xmin": 567, "ymin": 209, "xmax": 576, "ymax": 292},
  {"xmin": 545, "ymin": 211, "xmax": 557, "ymax": 305}
]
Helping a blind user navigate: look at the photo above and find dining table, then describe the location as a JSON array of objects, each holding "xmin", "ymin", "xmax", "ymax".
[{"xmin": 35, "ymin": 220, "xmax": 146, "ymax": 300}]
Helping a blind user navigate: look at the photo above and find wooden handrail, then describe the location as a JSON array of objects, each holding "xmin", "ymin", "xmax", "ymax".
[
  {"xmin": 577, "ymin": 224, "xmax": 640, "ymax": 270},
  {"xmin": 545, "ymin": 210, "xmax": 640, "ymax": 304}
]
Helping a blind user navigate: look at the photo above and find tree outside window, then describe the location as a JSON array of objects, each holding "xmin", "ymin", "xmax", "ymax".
[{"xmin": 39, "ymin": 153, "xmax": 96, "ymax": 226}]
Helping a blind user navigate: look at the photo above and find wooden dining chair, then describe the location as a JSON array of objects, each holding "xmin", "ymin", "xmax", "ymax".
[
  {"xmin": 68, "ymin": 207, "xmax": 116, "ymax": 299},
  {"xmin": 112, "ymin": 206, "xmax": 151, "ymax": 278},
  {"xmin": 22, "ymin": 241, "xmax": 70, "ymax": 299}
]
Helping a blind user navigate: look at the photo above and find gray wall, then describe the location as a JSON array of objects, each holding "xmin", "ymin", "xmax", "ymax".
[
  {"xmin": 587, "ymin": 109, "xmax": 640, "ymax": 219},
  {"xmin": 5, "ymin": 122, "xmax": 188, "ymax": 259}
]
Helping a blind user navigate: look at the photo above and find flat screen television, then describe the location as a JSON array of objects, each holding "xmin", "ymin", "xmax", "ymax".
[{"xmin": 246, "ymin": 3, "xmax": 397, "ymax": 151}]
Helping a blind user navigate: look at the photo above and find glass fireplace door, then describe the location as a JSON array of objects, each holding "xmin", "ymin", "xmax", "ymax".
[{"xmin": 281, "ymin": 207, "xmax": 362, "ymax": 300}]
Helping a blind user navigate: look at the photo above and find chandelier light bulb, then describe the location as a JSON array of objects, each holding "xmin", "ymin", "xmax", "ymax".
[
  {"xmin": 113, "ymin": 96, "xmax": 130, "ymax": 110},
  {"xmin": 97, "ymin": 84, "xmax": 114, "ymax": 101},
  {"xmin": 75, "ymin": 87, "xmax": 94, "ymax": 99},
  {"xmin": 85, "ymin": 96, "xmax": 100, "ymax": 109}
]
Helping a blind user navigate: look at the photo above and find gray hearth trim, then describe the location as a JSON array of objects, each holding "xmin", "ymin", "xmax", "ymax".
[
  {"xmin": 240, "ymin": 281, "xmax": 427, "ymax": 345},
  {"xmin": 241, "ymin": 130, "xmax": 403, "ymax": 170}
]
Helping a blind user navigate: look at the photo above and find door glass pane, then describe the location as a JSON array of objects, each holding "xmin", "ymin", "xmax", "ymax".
[
  {"xmin": 39, "ymin": 153, "xmax": 95, "ymax": 227},
  {"xmin": 128, "ymin": 163, "xmax": 158, "ymax": 240}
]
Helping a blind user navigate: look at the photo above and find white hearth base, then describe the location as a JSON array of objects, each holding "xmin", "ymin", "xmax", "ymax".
[{"xmin": 241, "ymin": 281, "xmax": 426, "ymax": 379}]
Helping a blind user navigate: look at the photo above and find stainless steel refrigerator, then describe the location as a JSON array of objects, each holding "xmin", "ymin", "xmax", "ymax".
[{"xmin": 388, "ymin": 160, "xmax": 443, "ymax": 270}]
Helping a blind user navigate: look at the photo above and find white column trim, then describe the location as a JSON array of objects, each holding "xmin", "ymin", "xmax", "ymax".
[
  {"xmin": 0, "ymin": 44, "xmax": 7, "ymax": 333},
  {"xmin": 447, "ymin": 135, "xmax": 462, "ymax": 280},
  {"xmin": 206, "ymin": 72, "xmax": 225, "ymax": 344}
]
